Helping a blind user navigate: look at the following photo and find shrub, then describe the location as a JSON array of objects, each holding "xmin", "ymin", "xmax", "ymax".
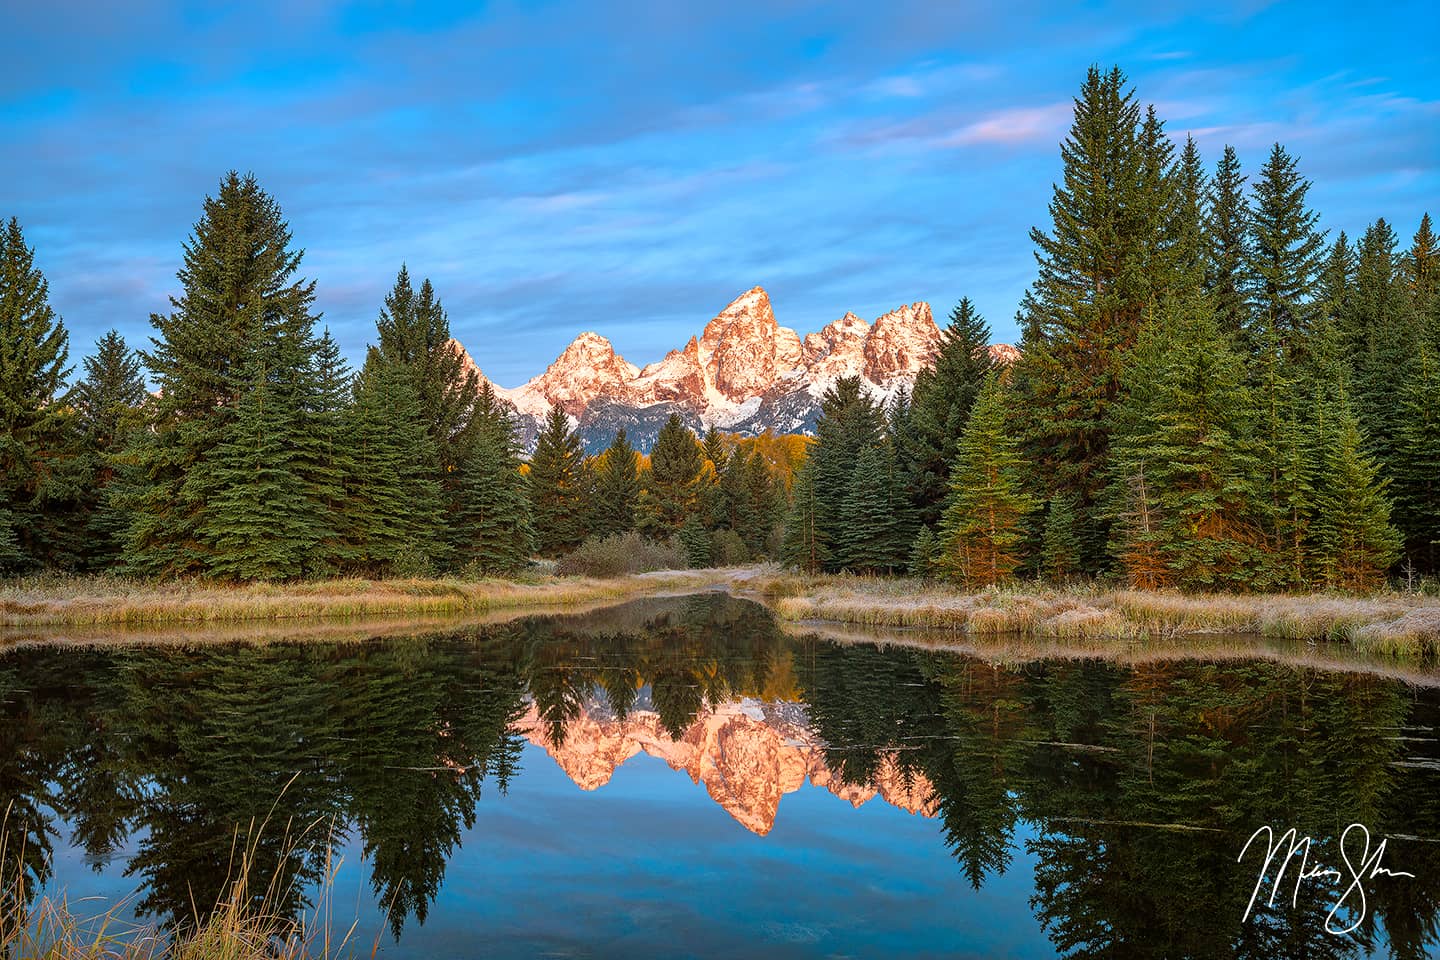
[
  {"xmin": 555, "ymin": 531, "xmax": 687, "ymax": 577},
  {"xmin": 711, "ymin": 529, "xmax": 749, "ymax": 566}
]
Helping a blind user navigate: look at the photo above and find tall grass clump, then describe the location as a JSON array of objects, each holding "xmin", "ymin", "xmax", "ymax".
[
  {"xmin": 1, "ymin": 796, "xmax": 377, "ymax": 960},
  {"xmin": 554, "ymin": 532, "xmax": 687, "ymax": 577}
]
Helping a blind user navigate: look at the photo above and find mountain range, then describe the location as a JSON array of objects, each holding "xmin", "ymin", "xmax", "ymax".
[{"xmin": 451, "ymin": 286, "xmax": 1018, "ymax": 452}]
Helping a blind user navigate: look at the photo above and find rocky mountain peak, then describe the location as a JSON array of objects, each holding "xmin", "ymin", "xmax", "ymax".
[
  {"xmin": 509, "ymin": 330, "xmax": 640, "ymax": 416},
  {"xmin": 450, "ymin": 287, "xmax": 1017, "ymax": 451},
  {"xmin": 864, "ymin": 301, "xmax": 941, "ymax": 384}
]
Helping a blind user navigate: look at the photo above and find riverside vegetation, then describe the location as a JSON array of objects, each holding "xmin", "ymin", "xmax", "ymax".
[{"xmin": 2, "ymin": 64, "xmax": 1439, "ymax": 658}]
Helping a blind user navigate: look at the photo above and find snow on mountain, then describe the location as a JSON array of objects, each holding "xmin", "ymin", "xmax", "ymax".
[{"xmin": 450, "ymin": 287, "xmax": 1017, "ymax": 452}]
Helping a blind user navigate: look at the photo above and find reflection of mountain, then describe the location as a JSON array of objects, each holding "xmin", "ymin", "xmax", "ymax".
[{"xmin": 515, "ymin": 696, "xmax": 936, "ymax": 835}]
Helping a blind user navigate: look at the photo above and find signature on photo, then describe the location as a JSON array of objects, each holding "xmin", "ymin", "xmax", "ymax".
[{"xmin": 1239, "ymin": 823, "xmax": 1416, "ymax": 935}]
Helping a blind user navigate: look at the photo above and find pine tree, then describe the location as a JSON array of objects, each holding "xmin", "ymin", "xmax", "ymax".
[
  {"xmin": 1316, "ymin": 232, "xmax": 1356, "ymax": 341},
  {"xmin": 1204, "ymin": 145, "xmax": 1250, "ymax": 336},
  {"xmin": 1310, "ymin": 395, "xmax": 1402, "ymax": 591},
  {"xmin": 837, "ymin": 445, "xmax": 907, "ymax": 574},
  {"xmin": 1133, "ymin": 105, "xmax": 1186, "ymax": 312},
  {"xmin": 678, "ymin": 513, "xmax": 712, "ymax": 568},
  {"xmin": 528, "ymin": 403, "xmax": 587, "ymax": 556},
  {"xmin": 1243, "ymin": 143, "xmax": 1326, "ymax": 359},
  {"xmin": 592, "ymin": 429, "xmax": 640, "ymax": 538},
  {"xmin": 1403, "ymin": 213, "xmax": 1439, "ymax": 348},
  {"xmin": 701, "ymin": 427, "xmax": 730, "ymax": 474},
  {"xmin": 637, "ymin": 414, "xmax": 702, "ymax": 539},
  {"xmin": 373, "ymin": 268, "xmax": 482, "ymax": 564},
  {"xmin": 373, "ymin": 268, "xmax": 480, "ymax": 463},
  {"xmin": 1351, "ymin": 218, "xmax": 1422, "ymax": 469},
  {"xmin": 908, "ymin": 526, "xmax": 939, "ymax": 578},
  {"xmin": 781, "ymin": 456, "xmax": 828, "ymax": 573},
  {"xmin": 74, "ymin": 331, "xmax": 148, "ymax": 569},
  {"xmin": 810, "ymin": 377, "xmax": 885, "ymax": 569},
  {"xmin": 128, "ymin": 172, "xmax": 319, "ymax": 576},
  {"xmin": 198, "ymin": 347, "xmax": 318, "ymax": 580},
  {"xmin": 1040, "ymin": 494, "xmax": 1082, "ymax": 583},
  {"xmin": 1108, "ymin": 298, "xmax": 1267, "ymax": 590},
  {"xmin": 1391, "ymin": 343, "xmax": 1440, "ymax": 571},
  {"xmin": 454, "ymin": 384, "xmax": 533, "ymax": 575},
  {"xmin": 1174, "ymin": 135, "xmax": 1208, "ymax": 289},
  {"xmin": 0, "ymin": 217, "xmax": 78, "ymax": 571},
  {"xmin": 75, "ymin": 331, "xmax": 147, "ymax": 450},
  {"xmin": 907, "ymin": 298, "xmax": 992, "ymax": 526},
  {"xmin": 740, "ymin": 449, "xmax": 781, "ymax": 556},
  {"xmin": 300, "ymin": 330, "xmax": 354, "ymax": 574},
  {"xmin": 1016, "ymin": 66, "xmax": 1158, "ymax": 565},
  {"xmin": 935, "ymin": 375, "xmax": 1037, "ymax": 587},
  {"xmin": 344, "ymin": 353, "xmax": 445, "ymax": 574}
]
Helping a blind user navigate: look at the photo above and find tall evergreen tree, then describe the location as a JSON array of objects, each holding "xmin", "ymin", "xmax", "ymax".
[
  {"xmin": 907, "ymin": 298, "xmax": 993, "ymax": 526},
  {"xmin": 592, "ymin": 429, "xmax": 640, "ymax": 538},
  {"xmin": 74, "ymin": 331, "xmax": 148, "ymax": 569},
  {"xmin": 1310, "ymin": 394, "xmax": 1402, "ymax": 591},
  {"xmin": 1316, "ymin": 232, "xmax": 1356, "ymax": 340},
  {"xmin": 373, "ymin": 268, "xmax": 482, "ymax": 564},
  {"xmin": 1403, "ymin": 213, "xmax": 1439, "ymax": 347},
  {"xmin": 1174, "ymin": 135, "xmax": 1208, "ymax": 289},
  {"xmin": 1351, "ymin": 218, "xmax": 1422, "ymax": 470},
  {"xmin": 836, "ymin": 445, "xmax": 910, "ymax": 574},
  {"xmin": 344, "ymin": 353, "xmax": 445, "ymax": 574},
  {"xmin": 1108, "ymin": 299, "xmax": 1267, "ymax": 590},
  {"xmin": 1243, "ymin": 143, "xmax": 1326, "ymax": 359},
  {"xmin": 128, "ymin": 172, "xmax": 319, "ymax": 576},
  {"xmin": 1204, "ymin": 145, "xmax": 1250, "ymax": 336},
  {"xmin": 453, "ymin": 384, "xmax": 533, "ymax": 575},
  {"xmin": 528, "ymin": 404, "xmax": 587, "ymax": 556},
  {"xmin": 300, "ymin": 330, "xmax": 354, "ymax": 573},
  {"xmin": 0, "ymin": 217, "xmax": 79, "ymax": 571},
  {"xmin": 198, "ymin": 347, "xmax": 318, "ymax": 580},
  {"xmin": 1040, "ymin": 494, "xmax": 1083, "ymax": 583},
  {"xmin": 936, "ymin": 375, "xmax": 1037, "ymax": 587},
  {"xmin": 781, "ymin": 456, "xmax": 828, "ymax": 573},
  {"xmin": 1391, "ymin": 343, "xmax": 1440, "ymax": 571},
  {"xmin": 810, "ymin": 377, "xmax": 885, "ymax": 568},
  {"xmin": 637, "ymin": 414, "xmax": 703, "ymax": 539},
  {"xmin": 1015, "ymin": 66, "xmax": 1158, "ymax": 566},
  {"xmin": 701, "ymin": 427, "xmax": 730, "ymax": 474}
]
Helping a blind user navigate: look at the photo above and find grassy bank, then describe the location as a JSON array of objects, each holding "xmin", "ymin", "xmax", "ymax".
[
  {"xmin": 734, "ymin": 570, "xmax": 1440, "ymax": 658},
  {"xmin": 0, "ymin": 570, "xmax": 722, "ymax": 629}
]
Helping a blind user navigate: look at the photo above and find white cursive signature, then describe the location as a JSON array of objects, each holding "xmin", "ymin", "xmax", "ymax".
[{"xmin": 1238, "ymin": 823, "xmax": 1415, "ymax": 935}]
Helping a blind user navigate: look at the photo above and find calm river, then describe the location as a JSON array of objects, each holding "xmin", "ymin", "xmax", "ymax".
[{"xmin": 4, "ymin": 593, "xmax": 1440, "ymax": 958}]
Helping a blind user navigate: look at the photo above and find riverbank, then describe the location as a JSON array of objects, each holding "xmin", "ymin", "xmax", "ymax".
[
  {"xmin": 7, "ymin": 567, "xmax": 1440, "ymax": 660},
  {"xmin": 731, "ymin": 570, "xmax": 1440, "ymax": 658},
  {"xmin": 0, "ymin": 569, "xmax": 725, "ymax": 628}
]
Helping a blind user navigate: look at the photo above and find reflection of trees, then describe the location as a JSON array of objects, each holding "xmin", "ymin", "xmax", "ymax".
[
  {"xmin": 799, "ymin": 646, "xmax": 1440, "ymax": 960},
  {"xmin": 4, "ymin": 594, "xmax": 1440, "ymax": 958}
]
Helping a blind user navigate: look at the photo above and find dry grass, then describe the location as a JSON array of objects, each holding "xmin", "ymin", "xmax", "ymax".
[
  {"xmin": 0, "ymin": 570, "xmax": 720, "ymax": 629},
  {"xmin": 2, "ymin": 792, "xmax": 373, "ymax": 960},
  {"xmin": 733, "ymin": 569, "xmax": 1440, "ymax": 659}
]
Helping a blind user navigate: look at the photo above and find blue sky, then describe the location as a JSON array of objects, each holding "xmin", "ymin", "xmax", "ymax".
[{"xmin": 2, "ymin": 1, "xmax": 1436, "ymax": 386}]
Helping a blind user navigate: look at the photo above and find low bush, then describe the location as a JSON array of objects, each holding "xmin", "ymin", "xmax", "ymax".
[
  {"xmin": 711, "ymin": 529, "xmax": 749, "ymax": 566},
  {"xmin": 555, "ymin": 532, "xmax": 687, "ymax": 577}
]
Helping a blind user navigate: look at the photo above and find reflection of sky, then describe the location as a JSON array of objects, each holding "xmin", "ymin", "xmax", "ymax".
[
  {"xmin": 334, "ymin": 745, "xmax": 1050, "ymax": 958},
  {"xmin": 40, "ymin": 743, "xmax": 1052, "ymax": 958},
  {"xmin": 3, "ymin": 2, "xmax": 1437, "ymax": 384}
]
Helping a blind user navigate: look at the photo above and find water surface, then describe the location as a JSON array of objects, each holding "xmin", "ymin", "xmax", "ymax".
[{"xmin": 4, "ymin": 593, "xmax": 1440, "ymax": 958}]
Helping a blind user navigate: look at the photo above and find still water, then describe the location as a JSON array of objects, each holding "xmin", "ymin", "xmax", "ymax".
[{"xmin": 4, "ymin": 593, "xmax": 1440, "ymax": 958}]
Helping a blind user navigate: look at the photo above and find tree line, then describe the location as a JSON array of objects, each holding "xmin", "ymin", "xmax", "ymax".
[
  {"xmin": 0, "ymin": 176, "xmax": 793, "ymax": 580},
  {"xmin": 4, "ymin": 66, "xmax": 1436, "ymax": 591},
  {"xmin": 783, "ymin": 66, "xmax": 1438, "ymax": 592}
]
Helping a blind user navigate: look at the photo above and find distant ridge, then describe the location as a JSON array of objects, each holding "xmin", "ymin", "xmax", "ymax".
[{"xmin": 451, "ymin": 286, "xmax": 1017, "ymax": 452}]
